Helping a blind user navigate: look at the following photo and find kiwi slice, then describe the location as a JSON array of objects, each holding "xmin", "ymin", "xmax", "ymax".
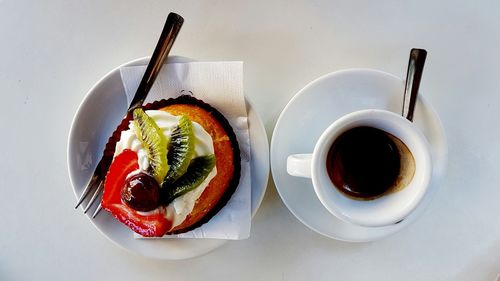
[
  {"xmin": 132, "ymin": 108, "xmax": 169, "ymax": 183},
  {"xmin": 164, "ymin": 115, "xmax": 195, "ymax": 184},
  {"xmin": 162, "ymin": 154, "xmax": 216, "ymax": 203}
]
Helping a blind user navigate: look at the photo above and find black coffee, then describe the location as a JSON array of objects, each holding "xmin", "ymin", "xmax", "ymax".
[{"xmin": 326, "ymin": 126, "xmax": 403, "ymax": 200}]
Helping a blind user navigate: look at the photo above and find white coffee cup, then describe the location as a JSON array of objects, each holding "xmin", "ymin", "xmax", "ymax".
[{"xmin": 286, "ymin": 109, "xmax": 432, "ymax": 227}]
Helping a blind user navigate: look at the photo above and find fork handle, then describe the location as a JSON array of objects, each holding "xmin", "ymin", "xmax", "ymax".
[{"xmin": 128, "ymin": 13, "xmax": 184, "ymax": 112}]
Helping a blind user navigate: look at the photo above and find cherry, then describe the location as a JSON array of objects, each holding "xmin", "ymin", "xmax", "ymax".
[{"xmin": 121, "ymin": 172, "xmax": 160, "ymax": 212}]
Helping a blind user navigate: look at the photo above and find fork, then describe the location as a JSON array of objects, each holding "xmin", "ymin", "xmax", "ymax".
[{"xmin": 75, "ymin": 12, "xmax": 184, "ymax": 218}]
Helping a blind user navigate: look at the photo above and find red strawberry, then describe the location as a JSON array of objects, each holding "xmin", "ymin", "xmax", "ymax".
[{"xmin": 101, "ymin": 149, "xmax": 171, "ymax": 237}]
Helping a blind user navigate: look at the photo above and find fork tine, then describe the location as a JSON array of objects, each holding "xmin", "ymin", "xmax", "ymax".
[
  {"xmin": 92, "ymin": 203, "xmax": 103, "ymax": 218},
  {"xmin": 75, "ymin": 174, "xmax": 100, "ymax": 209},
  {"xmin": 75, "ymin": 158, "xmax": 104, "ymax": 209},
  {"xmin": 83, "ymin": 181, "xmax": 103, "ymax": 214}
]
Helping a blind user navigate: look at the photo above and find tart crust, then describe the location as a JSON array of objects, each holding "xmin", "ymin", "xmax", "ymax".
[{"xmin": 155, "ymin": 96, "xmax": 241, "ymax": 233}]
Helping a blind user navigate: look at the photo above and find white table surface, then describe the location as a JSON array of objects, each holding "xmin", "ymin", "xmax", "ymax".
[{"xmin": 1, "ymin": 0, "xmax": 500, "ymax": 280}]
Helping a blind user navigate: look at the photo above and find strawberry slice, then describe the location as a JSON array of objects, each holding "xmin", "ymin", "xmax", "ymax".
[{"xmin": 101, "ymin": 149, "xmax": 172, "ymax": 237}]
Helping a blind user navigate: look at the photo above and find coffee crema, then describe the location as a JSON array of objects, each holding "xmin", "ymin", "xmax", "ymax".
[{"xmin": 326, "ymin": 126, "xmax": 415, "ymax": 200}]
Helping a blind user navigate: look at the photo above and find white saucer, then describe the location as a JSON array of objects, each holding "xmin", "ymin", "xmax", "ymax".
[
  {"xmin": 67, "ymin": 57, "xmax": 270, "ymax": 259},
  {"xmin": 270, "ymin": 69, "xmax": 447, "ymax": 242}
]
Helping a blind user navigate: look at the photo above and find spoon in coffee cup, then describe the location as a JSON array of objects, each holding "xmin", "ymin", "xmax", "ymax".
[{"xmin": 402, "ymin": 48, "xmax": 427, "ymax": 121}]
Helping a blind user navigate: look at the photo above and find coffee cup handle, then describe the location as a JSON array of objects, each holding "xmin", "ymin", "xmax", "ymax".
[{"xmin": 286, "ymin": 154, "xmax": 313, "ymax": 178}]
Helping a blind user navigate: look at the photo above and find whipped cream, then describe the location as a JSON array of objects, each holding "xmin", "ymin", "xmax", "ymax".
[{"xmin": 114, "ymin": 110, "xmax": 216, "ymax": 229}]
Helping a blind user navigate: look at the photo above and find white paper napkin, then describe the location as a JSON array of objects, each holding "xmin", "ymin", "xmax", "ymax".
[{"xmin": 120, "ymin": 61, "xmax": 251, "ymax": 240}]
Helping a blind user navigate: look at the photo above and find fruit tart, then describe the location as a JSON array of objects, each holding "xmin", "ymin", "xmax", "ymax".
[{"xmin": 101, "ymin": 95, "xmax": 241, "ymax": 237}]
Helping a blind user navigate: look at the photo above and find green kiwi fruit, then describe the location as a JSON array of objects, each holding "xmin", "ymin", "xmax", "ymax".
[
  {"xmin": 132, "ymin": 108, "xmax": 169, "ymax": 183},
  {"xmin": 164, "ymin": 115, "xmax": 195, "ymax": 184},
  {"xmin": 162, "ymin": 154, "xmax": 216, "ymax": 203}
]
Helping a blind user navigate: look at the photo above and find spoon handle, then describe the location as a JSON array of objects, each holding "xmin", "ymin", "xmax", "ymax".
[
  {"xmin": 128, "ymin": 13, "xmax": 184, "ymax": 112},
  {"xmin": 402, "ymin": 48, "xmax": 427, "ymax": 121}
]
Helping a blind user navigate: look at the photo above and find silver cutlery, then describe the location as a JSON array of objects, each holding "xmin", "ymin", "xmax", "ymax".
[
  {"xmin": 75, "ymin": 12, "xmax": 184, "ymax": 218},
  {"xmin": 402, "ymin": 48, "xmax": 427, "ymax": 121}
]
